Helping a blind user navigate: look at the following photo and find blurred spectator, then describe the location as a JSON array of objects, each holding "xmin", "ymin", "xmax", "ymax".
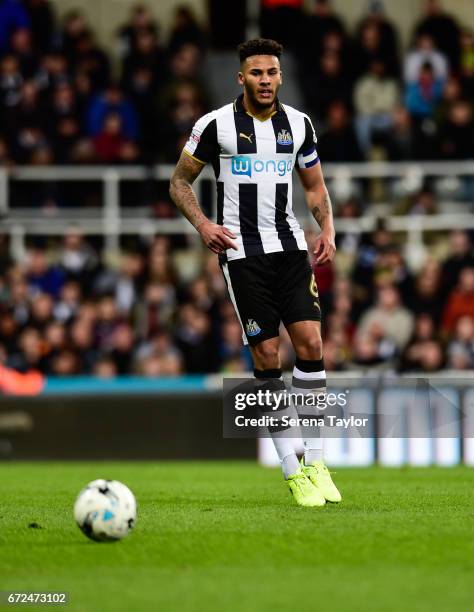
[
  {"xmin": 442, "ymin": 230, "xmax": 474, "ymax": 293},
  {"xmin": 87, "ymin": 82, "xmax": 139, "ymax": 141},
  {"xmin": 94, "ymin": 250, "xmax": 144, "ymax": 315},
  {"xmin": 305, "ymin": 51, "xmax": 352, "ymax": 121},
  {"xmin": 137, "ymin": 280, "xmax": 176, "ymax": 338},
  {"xmin": 356, "ymin": 1, "xmax": 399, "ymax": 70},
  {"xmin": 406, "ymin": 259, "xmax": 443, "ymax": 322},
  {"xmin": 93, "ymin": 112, "xmax": 138, "ymax": 163},
  {"xmin": 399, "ymin": 313, "xmax": 444, "ymax": 372},
  {"xmin": 71, "ymin": 30, "xmax": 110, "ymax": 91},
  {"xmin": 298, "ymin": 0, "xmax": 346, "ymax": 64},
  {"xmin": 434, "ymin": 75, "xmax": 462, "ymax": 124},
  {"xmin": 7, "ymin": 327, "xmax": 43, "ymax": 371},
  {"xmin": 352, "ymin": 16, "xmax": 399, "ymax": 80},
  {"xmin": 355, "ymin": 284, "xmax": 414, "ymax": 357},
  {"xmin": 175, "ymin": 302, "xmax": 218, "ymax": 373},
  {"xmin": 219, "ymin": 318, "xmax": 252, "ymax": 370},
  {"xmin": 317, "ymin": 101, "xmax": 363, "ymax": 162},
  {"xmin": 10, "ymin": 27, "xmax": 37, "ymax": 78},
  {"xmin": 60, "ymin": 10, "xmax": 88, "ymax": 63},
  {"xmin": 93, "ymin": 355, "xmax": 118, "ymax": 378},
  {"xmin": 109, "ymin": 323, "xmax": 135, "ymax": 374},
  {"xmin": 59, "ymin": 228, "xmax": 99, "ymax": 289},
  {"xmin": 405, "ymin": 61, "xmax": 444, "ymax": 119},
  {"xmin": 160, "ymin": 80, "xmax": 207, "ymax": 162},
  {"xmin": 95, "ymin": 294, "xmax": 121, "ymax": 351},
  {"xmin": 36, "ymin": 50, "xmax": 69, "ymax": 92},
  {"xmin": 121, "ymin": 29, "xmax": 166, "ymax": 93},
  {"xmin": 446, "ymin": 315, "xmax": 474, "ymax": 370},
  {"xmin": 49, "ymin": 348, "xmax": 80, "ymax": 375},
  {"xmin": 414, "ymin": 0, "xmax": 460, "ymax": 69},
  {"xmin": 442, "ymin": 267, "xmax": 474, "ymax": 333},
  {"xmin": 54, "ymin": 280, "xmax": 81, "ymax": 323},
  {"xmin": 117, "ymin": 3, "xmax": 158, "ymax": 58},
  {"xmin": 353, "ymin": 59, "xmax": 399, "ymax": 153},
  {"xmin": 0, "ymin": 0, "xmax": 30, "ymax": 54},
  {"xmin": 26, "ymin": 247, "xmax": 65, "ymax": 297},
  {"xmin": 29, "ymin": 291, "xmax": 53, "ymax": 330},
  {"xmin": 169, "ymin": 42, "xmax": 203, "ymax": 81},
  {"xmin": 168, "ymin": 5, "xmax": 206, "ymax": 55},
  {"xmin": 4, "ymin": 80, "xmax": 48, "ymax": 162},
  {"xmin": 438, "ymin": 100, "xmax": 474, "ymax": 160},
  {"xmin": 380, "ymin": 106, "xmax": 415, "ymax": 160},
  {"xmin": 404, "ymin": 33, "xmax": 448, "ymax": 83},
  {"xmin": 25, "ymin": 0, "xmax": 56, "ymax": 54},
  {"xmin": 0, "ymin": 55, "xmax": 23, "ymax": 109},
  {"xmin": 69, "ymin": 318, "xmax": 97, "ymax": 372}
]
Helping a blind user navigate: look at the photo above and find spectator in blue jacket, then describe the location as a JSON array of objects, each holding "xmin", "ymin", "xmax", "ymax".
[
  {"xmin": 0, "ymin": 0, "xmax": 30, "ymax": 53},
  {"xmin": 86, "ymin": 82, "xmax": 139, "ymax": 141},
  {"xmin": 405, "ymin": 61, "xmax": 444, "ymax": 118}
]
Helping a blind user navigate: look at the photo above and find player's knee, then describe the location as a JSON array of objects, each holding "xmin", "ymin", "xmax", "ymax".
[
  {"xmin": 296, "ymin": 335, "xmax": 323, "ymax": 360},
  {"xmin": 252, "ymin": 342, "xmax": 280, "ymax": 369}
]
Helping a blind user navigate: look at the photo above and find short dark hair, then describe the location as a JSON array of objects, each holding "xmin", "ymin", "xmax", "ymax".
[{"xmin": 237, "ymin": 38, "xmax": 283, "ymax": 63}]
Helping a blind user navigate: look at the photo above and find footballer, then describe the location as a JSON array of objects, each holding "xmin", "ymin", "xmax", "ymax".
[{"xmin": 170, "ymin": 38, "xmax": 341, "ymax": 507}]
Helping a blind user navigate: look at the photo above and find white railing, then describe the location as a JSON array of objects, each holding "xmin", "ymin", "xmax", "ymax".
[{"xmin": 0, "ymin": 161, "xmax": 473, "ymax": 259}]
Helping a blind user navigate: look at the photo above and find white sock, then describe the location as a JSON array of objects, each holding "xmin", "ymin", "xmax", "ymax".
[
  {"xmin": 274, "ymin": 439, "xmax": 300, "ymax": 479},
  {"xmin": 254, "ymin": 370, "xmax": 300, "ymax": 479},
  {"xmin": 291, "ymin": 360, "xmax": 326, "ymax": 466}
]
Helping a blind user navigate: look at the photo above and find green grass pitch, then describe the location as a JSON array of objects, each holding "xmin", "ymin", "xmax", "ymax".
[{"xmin": 0, "ymin": 462, "xmax": 473, "ymax": 612}]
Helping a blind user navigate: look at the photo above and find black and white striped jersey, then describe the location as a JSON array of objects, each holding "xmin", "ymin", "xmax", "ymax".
[{"xmin": 183, "ymin": 93, "xmax": 319, "ymax": 262}]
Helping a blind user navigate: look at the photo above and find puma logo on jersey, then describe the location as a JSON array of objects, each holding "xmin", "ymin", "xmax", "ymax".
[{"xmin": 239, "ymin": 132, "xmax": 254, "ymax": 144}]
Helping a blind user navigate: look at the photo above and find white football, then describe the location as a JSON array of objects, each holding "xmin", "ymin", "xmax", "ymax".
[{"xmin": 73, "ymin": 479, "xmax": 137, "ymax": 542}]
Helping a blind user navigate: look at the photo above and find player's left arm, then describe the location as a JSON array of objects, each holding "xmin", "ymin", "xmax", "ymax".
[{"xmin": 297, "ymin": 162, "xmax": 336, "ymax": 265}]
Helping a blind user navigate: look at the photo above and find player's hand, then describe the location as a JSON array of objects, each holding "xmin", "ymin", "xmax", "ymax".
[
  {"xmin": 313, "ymin": 231, "xmax": 336, "ymax": 265},
  {"xmin": 197, "ymin": 220, "xmax": 238, "ymax": 254}
]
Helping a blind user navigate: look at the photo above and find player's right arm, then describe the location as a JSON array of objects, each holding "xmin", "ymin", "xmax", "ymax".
[{"xmin": 169, "ymin": 114, "xmax": 237, "ymax": 255}]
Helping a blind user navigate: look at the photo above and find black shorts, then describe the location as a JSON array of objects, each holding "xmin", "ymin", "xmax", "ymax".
[{"xmin": 221, "ymin": 250, "xmax": 321, "ymax": 346}]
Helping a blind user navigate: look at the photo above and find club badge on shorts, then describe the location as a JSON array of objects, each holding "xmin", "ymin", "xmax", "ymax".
[{"xmin": 246, "ymin": 319, "xmax": 262, "ymax": 336}]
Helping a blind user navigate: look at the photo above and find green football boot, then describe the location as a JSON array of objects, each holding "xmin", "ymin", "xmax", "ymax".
[
  {"xmin": 301, "ymin": 458, "xmax": 342, "ymax": 503},
  {"xmin": 286, "ymin": 469, "xmax": 326, "ymax": 507}
]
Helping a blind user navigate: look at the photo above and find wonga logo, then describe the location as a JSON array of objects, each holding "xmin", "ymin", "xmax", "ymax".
[
  {"xmin": 232, "ymin": 156, "xmax": 252, "ymax": 177},
  {"xmin": 231, "ymin": 156, "xmax": 293, "ymax": 178}
]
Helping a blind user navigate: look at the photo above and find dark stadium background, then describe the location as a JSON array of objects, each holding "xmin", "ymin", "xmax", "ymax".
[{"xmin": 0, "ymin": 0, "xmax": 473, "ymax": 465}]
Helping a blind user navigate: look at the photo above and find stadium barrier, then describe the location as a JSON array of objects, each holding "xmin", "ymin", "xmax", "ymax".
[
  {"xmin": 0, "ymin": 161, "xmax": 473, "ymax": 259},
  {"xmin": 0, "ymin": 374, "xmax": 472, "ymax": 466}
]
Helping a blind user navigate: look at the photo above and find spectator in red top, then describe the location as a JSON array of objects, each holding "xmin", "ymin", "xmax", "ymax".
[
  {"xmin": 442, "ymin": 267, "xmax": 474, "ymax": 333},
  {"xmin": 93, "ymin": 112, "xmax": 133, "ymax": 163}
]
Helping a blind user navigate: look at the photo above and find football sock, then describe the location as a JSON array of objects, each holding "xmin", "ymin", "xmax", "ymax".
[
  {"xmin": 254, "ymin": 368, "xmax": 300, "ymax": 479},
  {"xmin": 291, "ymin": 357, "xmax": 326, "ymax": 465}
]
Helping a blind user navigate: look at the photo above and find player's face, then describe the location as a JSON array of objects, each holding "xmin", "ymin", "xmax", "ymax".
[{"xmin": 238, "ymin": 55, "xmax": 282, "ymax": 109}]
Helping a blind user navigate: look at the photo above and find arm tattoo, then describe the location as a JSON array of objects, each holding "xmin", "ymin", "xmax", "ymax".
[
  {"xmin": 310, "ymin": 188, "xmax": 334, "ymax": 232},
  {"xmin": 169, "ymin": 152, "xmax": 207, "ymax": 229}
]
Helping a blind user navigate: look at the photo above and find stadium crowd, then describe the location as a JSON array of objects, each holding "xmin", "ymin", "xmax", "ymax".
[
  {"xmin": 0, "ymin": 0, "xmax": 473, "ymax": 377},
  {"xmin": 0, "ymin": 227, "xmax": 473, "ymax": 376},
  {"xmin": 0, "ymin": 0, "xmax": 472, "ymax": 167}
]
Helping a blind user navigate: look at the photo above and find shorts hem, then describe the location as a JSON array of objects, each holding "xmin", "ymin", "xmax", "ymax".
[
  {"xmin": 245, "ymin": 331, "xmax": 280, "ymax": 347},
  {"xmin": 283, "ymin": 314, "xmax": 322, "ymax": 327}
]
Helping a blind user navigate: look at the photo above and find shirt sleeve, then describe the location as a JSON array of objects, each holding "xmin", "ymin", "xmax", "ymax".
[
  {"xmin": 183, "ymin": 113, "xmax": 218, "ymax": 164},
  {"xmin": 297, "ymin": 115, "xmax": 319, "ymax": 169}
]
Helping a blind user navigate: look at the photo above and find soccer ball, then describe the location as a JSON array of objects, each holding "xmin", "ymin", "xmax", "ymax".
[{"xmin": 73, "ymin": 479, "xmax": 137, "ymax": 542}]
